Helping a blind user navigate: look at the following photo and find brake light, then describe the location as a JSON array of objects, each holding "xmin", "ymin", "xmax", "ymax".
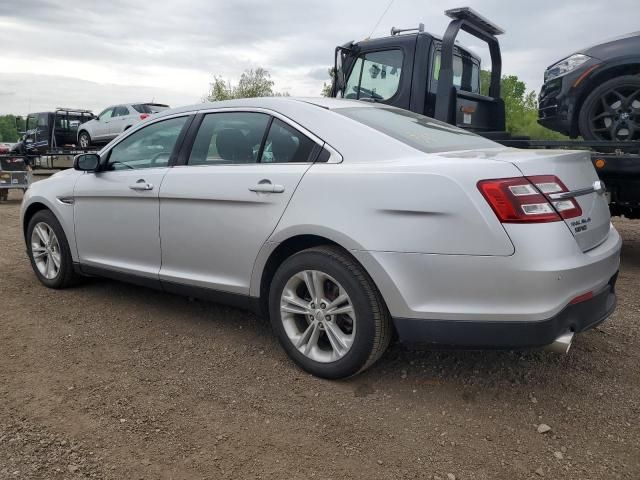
[
  {"xmin": 140, "ymin": 113, "xmax": 149, "ymax": 120},
  {"xmin": 478, "ymin": 175, "xmax": 582, "ymax": 223}
]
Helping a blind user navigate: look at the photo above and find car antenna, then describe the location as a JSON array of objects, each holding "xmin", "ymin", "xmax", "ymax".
[{"xmin": 365, "ymin": 0, "xmax": 395, "ymax": 40}]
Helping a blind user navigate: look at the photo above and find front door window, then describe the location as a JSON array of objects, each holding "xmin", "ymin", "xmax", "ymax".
[{"xmin": 106, "ymin": 116, "xmax": 188, "ymax": 170}]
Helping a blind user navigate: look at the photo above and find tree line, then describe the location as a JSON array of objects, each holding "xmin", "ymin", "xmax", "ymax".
[{"xmin": 0, "ymin": 115, "xmax": 25, "ymax": 143}]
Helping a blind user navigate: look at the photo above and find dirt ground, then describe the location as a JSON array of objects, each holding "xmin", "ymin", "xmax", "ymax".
[{"xmin": 1, "ymin": 186, "xmax": 639, "ymax": 480}]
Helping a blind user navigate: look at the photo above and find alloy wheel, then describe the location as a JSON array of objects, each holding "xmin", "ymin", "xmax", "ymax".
[
  {"xmin": 588, "ymin": 86, "xmax": 640, "ymax": 141},
  {"xmin": 30, "ymin": 222, "xmax": 61, "ymax": 280},
  {"xmin": 280, "ymin": 269, "xmax": 356, "ymax": 363}
]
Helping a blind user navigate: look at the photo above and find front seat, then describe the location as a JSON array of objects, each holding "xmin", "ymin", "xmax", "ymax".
[{"xmin": 216, "ymin": 129, "xmax": 252, "ymax": 163}]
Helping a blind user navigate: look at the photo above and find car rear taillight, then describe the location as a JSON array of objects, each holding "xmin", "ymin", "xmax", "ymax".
[
  {"xmin": 140, "ymin": 113, "xmax": 150, "ymax": 120},
  {"xmin": 478, "ymin": 175, "xmax": 582, "ymax": 223}
]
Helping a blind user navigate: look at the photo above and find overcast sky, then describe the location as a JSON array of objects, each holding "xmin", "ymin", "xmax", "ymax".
[{"xmin": 1, "ymin": 0, "xmax": 638, "ymax": 115}]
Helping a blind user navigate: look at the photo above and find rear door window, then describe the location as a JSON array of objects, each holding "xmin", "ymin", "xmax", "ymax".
[
  {"xmin": 260, "ymin": 119, "xmax": 317, "ymax": 163},
  {"xmin": 343, "ymin": 50, "xmax": 403, "ymax": 101},
  {"xmin": 188, "ymin": 112, "xmax": 270, "ymax": 165}
]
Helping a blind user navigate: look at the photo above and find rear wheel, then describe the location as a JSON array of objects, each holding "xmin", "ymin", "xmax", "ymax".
[
  {"xmin": 269, "ymin": 246, "xmax": 391, "ymax": 379},
  {"xmin": 26, "ymin": 210, "xmax": 81, "ymax": 289},
  {"xmin": 578, "ymin": 75, "xmax": 640, "ymax": 142},
  {"xmin": 78, "ymin": 131, "xmax": 91, "ymax": 149}
]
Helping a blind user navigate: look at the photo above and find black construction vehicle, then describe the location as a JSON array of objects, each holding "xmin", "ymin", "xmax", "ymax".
[{"xmin": 331, "ymin": 7, "xmax": 640, "ymax": 218}]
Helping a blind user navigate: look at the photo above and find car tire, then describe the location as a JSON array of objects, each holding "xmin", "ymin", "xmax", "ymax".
[
  {"xmin": 78, "ymin": 131, "xmax": 92, "ymax": 149},
  {"xmin": 26, "ymin": 210, "xmax": 81, "ymax": 289},
  {"xmin": 578, "ymin": 75, "xmax": 640, "ymax": 142},
  {"xmin": 269, "ymin": 245, "xmax": 392, "ymax": 379}
]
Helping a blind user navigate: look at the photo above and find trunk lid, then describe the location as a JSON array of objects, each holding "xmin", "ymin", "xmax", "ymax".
[{"xmin": 488, "ymin": 149, "xmax": 610, "ymax": 251}]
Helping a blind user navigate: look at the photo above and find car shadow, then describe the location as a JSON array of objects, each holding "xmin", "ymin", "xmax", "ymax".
[{"xmin": 71, "ymin": 276, "xmax": 613, "ymax": 399}]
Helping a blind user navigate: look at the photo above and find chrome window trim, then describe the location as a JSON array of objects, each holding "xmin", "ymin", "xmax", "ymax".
[
  {"xmin": 99, "ymin": 107, "xmax": 343, "ymax": 165},
  {"xmin": 192, "ymin": 107, "xmax": 343, "ymax": 164}
]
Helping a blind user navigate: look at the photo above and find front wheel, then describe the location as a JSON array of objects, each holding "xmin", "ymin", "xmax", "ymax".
[
  {"xmin": 269, "ymin": 246, "xmax": 392, "ymax": 379},
  {"xmin": 78, "ymin": 131, "xmax": 91, "ymax": 149},
  {"xmin": 578, "ymin": 75, "xmax": 640, "ymax": 142},
  {"xmin": 26, "ymin": 210, "xmax": 81, "ymax": 289}
]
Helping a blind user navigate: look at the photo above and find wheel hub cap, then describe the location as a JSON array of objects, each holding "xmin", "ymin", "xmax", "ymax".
[
  {"xmin": 30, "ymin": 222, "xmax": 61, "ymax": 280},
  {"xmin": 280, "ymin": 269, "xmax": 356, "ymax": 363}
]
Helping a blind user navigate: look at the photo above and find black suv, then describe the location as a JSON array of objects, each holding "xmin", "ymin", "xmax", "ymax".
[{"xmin": 539, "ymin": 32, "xmax": 640, "ymax": 141}]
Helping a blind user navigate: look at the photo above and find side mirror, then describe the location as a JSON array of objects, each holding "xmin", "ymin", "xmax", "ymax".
[{"xmin": 74, "ymin": 153, "xmax": 100, "ymax": 171}]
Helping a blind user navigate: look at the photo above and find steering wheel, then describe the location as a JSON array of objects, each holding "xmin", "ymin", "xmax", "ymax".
[{"xmin": 352, "ymin": 86, "xmax": 383, "ymax": 100}]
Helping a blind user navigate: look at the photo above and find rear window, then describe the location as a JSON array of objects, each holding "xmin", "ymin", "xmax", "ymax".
[
  {"xmin": 334, "ymin": 106, "xmax": 500, "ymax": 153},
  {"xmin": 132, "ymin": 103, "xmax": 169, "ymax": 114}
]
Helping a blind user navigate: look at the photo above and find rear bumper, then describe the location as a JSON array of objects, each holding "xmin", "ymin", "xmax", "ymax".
[{"xmin": 393, "ymin": 274, "xmax": 617, "ymax": 347}]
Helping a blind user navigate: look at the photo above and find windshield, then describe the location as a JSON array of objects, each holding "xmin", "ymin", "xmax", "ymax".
[{"xmin": 334, "ymin": 106, "xmax": 500, "ymax": 153}]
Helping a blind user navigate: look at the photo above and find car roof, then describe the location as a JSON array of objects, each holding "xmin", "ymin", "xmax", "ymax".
[{"xmin": 153, "ymin": 96, "xmax": 374, "ymax": 119}]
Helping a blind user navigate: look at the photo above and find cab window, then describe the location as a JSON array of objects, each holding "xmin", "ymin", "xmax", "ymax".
[
  {"xmin": 343, "ymin": 50, "xmax": 403, "ymax": 101},
  {"xmin": 107, "ymin": 116, "xmax": 188, "ymax": 170},
  {"xmin": 431, "ymin": 49, "xmax": 480, "ymax": 94}
]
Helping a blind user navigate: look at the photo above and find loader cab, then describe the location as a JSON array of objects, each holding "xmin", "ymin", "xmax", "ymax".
[{"xmin": 332, "ymin": 7, "xmax": 506, "ymax": 136}]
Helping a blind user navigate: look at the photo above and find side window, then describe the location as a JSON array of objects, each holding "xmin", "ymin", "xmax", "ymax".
[
  {"xmin": 432, "ymin": 50, "xmax": 480, "ymax": 94},
  {"xmin": 113, "ymin": 106, "xmax": 129, "ymax": 117},
  {"xmin": 107, "ymin": 116, "xmax": 188, "ymax": 171},
  {"xmin": 98, "ymin": 108, "xmax": 114, "ymax": 121},
  {"xmin": 343, "ymin": 50, "xmax": 403, "ymax": 101},
  {"xmin": 260, "ymin": 119, "xmax": 317, "ymax": 163},
  {"xmin": 26, "ymin": 115, "xmax": 38, "ymax": 131},
  {"xmin": 344, "ymin": 58, "xmax": 363, "ymax": 99},
  {"xmin": 188, "ymin": 112, "xmax": 269, "ymax": 165}
]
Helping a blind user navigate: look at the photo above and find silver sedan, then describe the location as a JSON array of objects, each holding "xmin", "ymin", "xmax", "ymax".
[{"xmin": 21, "ymin": 97, "xmax": 621, "ymax": 378}]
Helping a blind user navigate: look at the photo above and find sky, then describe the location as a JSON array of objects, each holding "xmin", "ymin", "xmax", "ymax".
[{"xmin": 1, "ymin": 0, "xmax": 639, "ymax": 115}]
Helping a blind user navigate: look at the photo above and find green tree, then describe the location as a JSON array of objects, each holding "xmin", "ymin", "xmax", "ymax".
[
  {"xmin": 204, "ymin": 68, "xmax": 288, "ymax": 101},
  {"xmin": 0, "ymin": 115, "xmax": 24, "ymax": 143},
  {"xmin": 321, "ymin": 68, "xmax": 336, "ymax": 97},
  {"xmin": 480, "ymin": 70, "xmax": 567, "ymax": 139}
]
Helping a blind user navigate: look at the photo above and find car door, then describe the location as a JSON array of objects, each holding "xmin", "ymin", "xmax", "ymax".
[
  {"xmin": 109, "ymin": 105, "xmax": 131, "ymax": 138},
  {"xmin": 73, "ymin": 114, "xmax": 191, "ymax": 281},
  {"xmin": 93, "ymin": 107, "xmax": 114, "ymax": 140},
  {"xmin": 158, "ymin": 110, "xmax": 320, "ymax": 295}
]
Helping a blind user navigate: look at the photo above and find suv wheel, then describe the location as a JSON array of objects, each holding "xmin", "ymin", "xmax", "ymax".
[
  {"xmin": 578, "ymin": 75, "xmax": 640, "ymax": 142},
  {"xmin": 269, "ymin": 246, "xmax": 392, "ymax": 379},
  {"xmin": 78, "ymin": 131, "xmax": 91, "ymax": 149}
]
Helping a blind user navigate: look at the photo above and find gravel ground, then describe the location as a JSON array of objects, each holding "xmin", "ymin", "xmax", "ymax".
[{"xmin": 1, "ymin": 188, "xmax": 639, "ymax": 480}]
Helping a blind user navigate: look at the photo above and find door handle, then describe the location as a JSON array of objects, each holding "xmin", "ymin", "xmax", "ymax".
[
  {"xmin": 129, "ymin": 180, "xmax": 154, "ymax": 191},
  {"xmin": 249, "ymin": 180, "xmax": 285, "ymax": 194}
]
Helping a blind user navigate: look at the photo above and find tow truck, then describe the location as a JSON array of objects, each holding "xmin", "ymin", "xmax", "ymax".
[
  {"xmin": 9, "ymin": 107, "xmax": 98, "ymax": 170},
  {"xmin": 330, "ymin": 7, "xmax": 640, "ymax": 218}
]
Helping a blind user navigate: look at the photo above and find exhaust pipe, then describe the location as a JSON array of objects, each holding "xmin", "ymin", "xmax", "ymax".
[{"xmin": 544, "ymin": 332, "xmax": 574, "ymax": 354}]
